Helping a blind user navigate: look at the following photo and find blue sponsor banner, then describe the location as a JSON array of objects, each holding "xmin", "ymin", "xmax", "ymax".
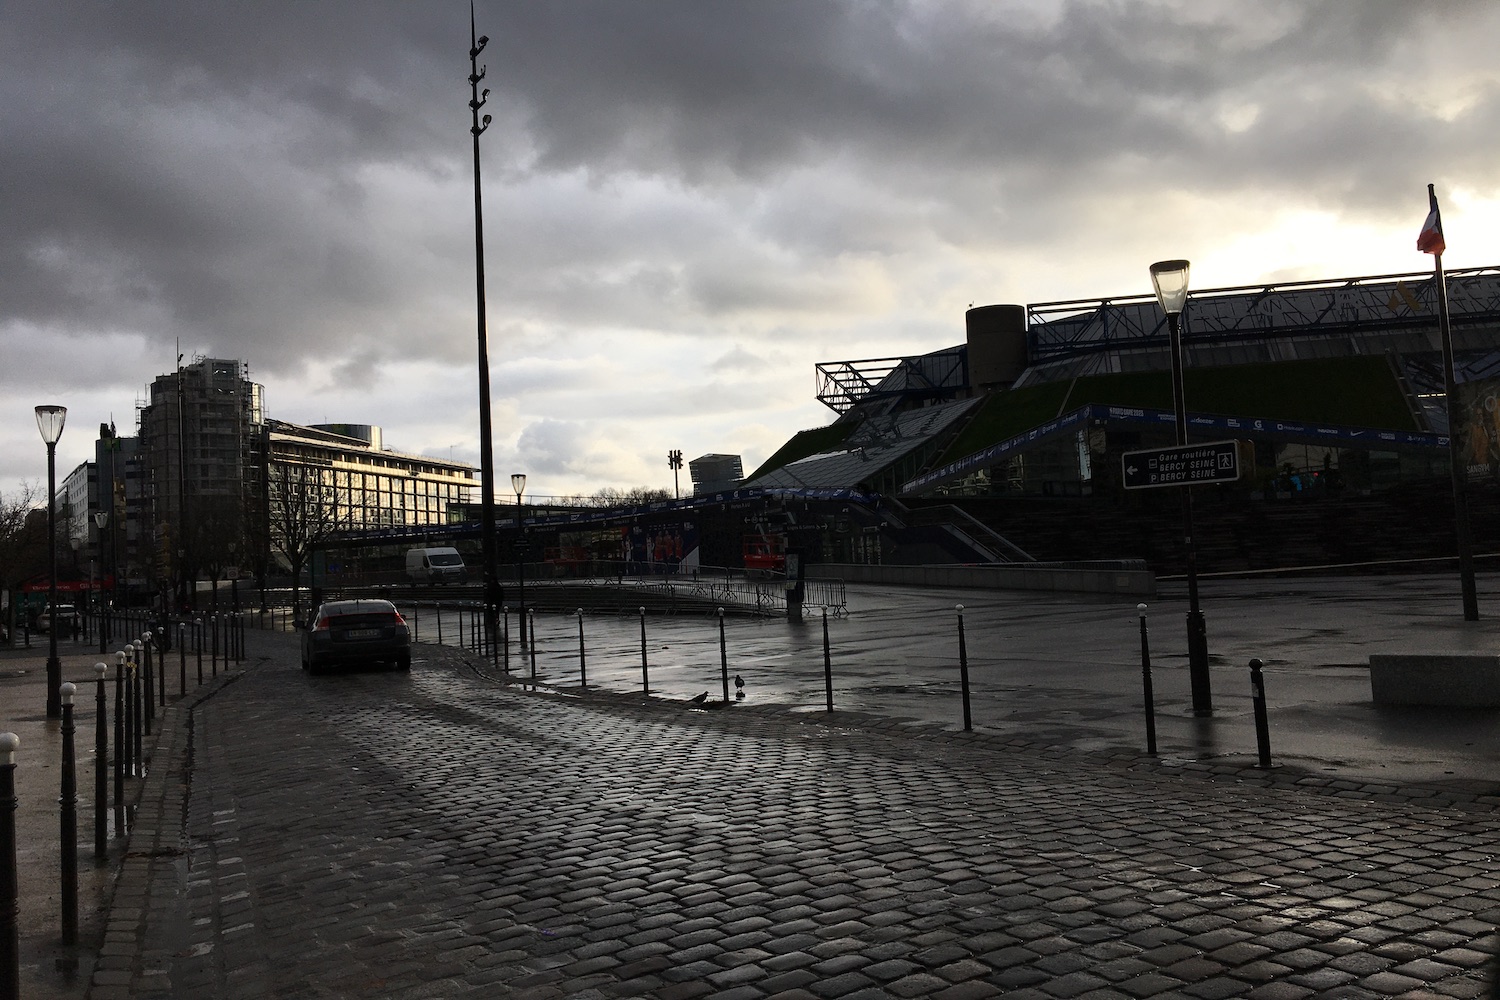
[{"xmin": 901, "ymin": 404, "xmax": 1446, "ymax": 494}]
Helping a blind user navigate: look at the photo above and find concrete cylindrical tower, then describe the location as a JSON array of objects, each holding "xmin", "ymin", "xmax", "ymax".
[{"xmin": 966, "ymin": 304, "xmax": 1028, "ymax": 391}]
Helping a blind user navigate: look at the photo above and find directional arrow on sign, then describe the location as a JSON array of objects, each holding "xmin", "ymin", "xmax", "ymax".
[{"xmin": 1121, "ymin": 440, "xmax": 1240, "ymax": 490}]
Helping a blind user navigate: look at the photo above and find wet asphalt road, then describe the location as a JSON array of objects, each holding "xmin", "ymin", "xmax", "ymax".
[
  {"xmin": 443, "ymin": 575, "xmax": 1500, "ymax": 787},
  {"xmin": 93, "ymin": 622, "xmax": 1500, "ymax": 999}
]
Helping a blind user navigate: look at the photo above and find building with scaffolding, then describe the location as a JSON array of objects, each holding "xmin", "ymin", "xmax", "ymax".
[{"xmin": 52, "ymin": 357, "xmax": 477, "ymax": 608}]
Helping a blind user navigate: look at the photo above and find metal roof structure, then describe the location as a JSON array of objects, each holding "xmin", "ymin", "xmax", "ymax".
[{"xmin": 747, "ymin": 397, "xmax": 980, "ymax": 491}]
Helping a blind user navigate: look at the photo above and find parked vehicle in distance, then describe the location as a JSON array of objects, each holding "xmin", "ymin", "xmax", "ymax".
[
  {"xmin": 36, "ymin": 604, "xmax": 79, "ymax": 636},
  {"xmin": 300, "ymin": 599, "xmax": 411, "ymax": 674},
  {"xmin": 405, "ymin": 546, "xmax": 466, "ymax": 584}
]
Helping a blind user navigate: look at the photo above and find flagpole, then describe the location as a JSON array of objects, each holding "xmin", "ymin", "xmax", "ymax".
[{"xmin": 1433, "ymin": 244, "xmax": 1480, "ymax": 621}]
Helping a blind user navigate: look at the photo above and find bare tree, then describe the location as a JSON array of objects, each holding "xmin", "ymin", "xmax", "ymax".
[
  {"xmin": 0, "ymin": 484, "xmax": 46, "ymax": 641},
  {"xmin": 266, "ymin": 463, "xmax": 349, "ymax": 615},
  {"xmin": 586, "ymin": 486, "xmax": 673, "ymax": 508},
  {"xmin": 241, "ymin": 479, "xmax": 273, "ymax": 613},
  {"xmin": 193, "ymin": 493, "xmax": 244, "ymax": 610}
]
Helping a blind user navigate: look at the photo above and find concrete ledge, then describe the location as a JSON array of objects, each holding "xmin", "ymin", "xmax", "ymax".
[
  {"xmin": 1369, "ymin": 653, "xmax": 1500, "ymax": 707},
  {"xmin": 809, "ymin": 562, "xmax": 1155, "ymax": 596}
]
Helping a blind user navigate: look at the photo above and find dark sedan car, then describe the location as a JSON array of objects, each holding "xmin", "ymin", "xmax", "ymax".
[{"xmin": 300, "ymin": 599, "xmax": 411, "ymax": 674}]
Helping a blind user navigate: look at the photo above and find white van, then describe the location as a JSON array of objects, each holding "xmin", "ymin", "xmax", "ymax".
[{"xmin": 405, "ymin": 546, "xmax": 467, "ymax": 584}]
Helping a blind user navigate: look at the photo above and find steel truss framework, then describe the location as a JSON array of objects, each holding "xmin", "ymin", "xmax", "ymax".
[
  {"xmin": 1026, "ymin": 265, "xmax": 1500, "ymax": 361},
  {"xmin": 815, "ymin": 347, "xmax": 968, "ymax": 414}
]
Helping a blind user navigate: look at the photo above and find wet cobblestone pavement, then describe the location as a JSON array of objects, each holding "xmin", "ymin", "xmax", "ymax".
[{"xmin": 89, "ymin": 634, "xmax": 1500, "ymax": 999}]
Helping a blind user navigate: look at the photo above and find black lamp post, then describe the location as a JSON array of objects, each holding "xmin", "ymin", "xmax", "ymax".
[
  {"xmin": 512, "ymin": 473, "xmax": 526, "ymax": 648},
  {"xmin": 229, "ymin": 541, "xmax": 240, "ymax": 612},
  {"xmin": 1149, "ymin": 259, "xmax": 1211, "ymax": 716},
  {"xmin": 94, "ymin": 511, "xmax": 110, "ymax": 651},
  {"xmin": 467, "ymin": 5, "xmax": 502, "ymax": 653},
  {"xmin": 36, "ymin": 404, "xmax": 67, "ymax": 718}
]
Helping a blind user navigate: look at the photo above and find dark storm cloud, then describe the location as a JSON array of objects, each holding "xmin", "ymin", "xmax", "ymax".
[
  {"xmin": 4, "ymin": 0, "xmax": 1493, "ymax": 361},
  {"xmin": 4, "ymin": 0, "xmax": 1499, "ymax": 491},
  {"xmin": 0, "ymin": 2, "xmax": 458, "ymax": 375}
]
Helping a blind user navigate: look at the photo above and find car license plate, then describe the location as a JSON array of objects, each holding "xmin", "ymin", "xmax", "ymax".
[{"xmin": 344, "ymin": 628, "xmax": 382, "ymax": 639}]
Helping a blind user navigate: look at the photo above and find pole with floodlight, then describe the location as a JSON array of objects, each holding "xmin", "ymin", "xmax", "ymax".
[
  {"xmin": 36, "ymin": 404, "xmax": 67, "ymax": 718},
  {"xmin": 512, "ymin": 474, "xmax": 526, "ymax": 649},
  {"xmin": 669, "ymin": 450, "xmax": 683, "ymax": 499},
  {"xmin": 468, "ymin": 2, "xmax": 501, "ymax": 651},
  {"xmin": 1149, "ymin": 260, "xmax": 1212, "ymax": 716}
]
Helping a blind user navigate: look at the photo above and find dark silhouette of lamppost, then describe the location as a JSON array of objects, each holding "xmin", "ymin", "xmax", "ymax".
[
  {"xmin": 512, "ymin": 473, "xmax": 526, "ymax": 648},
  {"xmin": 95, "ymin": 510, "xmax": 110, "ymax": 651},
  {"xmin": 467, "ymin": 3, "xmax": 501, "ymax": 648},
  {"xmin": 1150, "ymin": 259, "xmax": 1211, "ymax": 716},
  {"xmin": 36, "ymin": 404, "xmax": 67, "ymax": 718},
  {"xmin": 229, "ymin": 541, "xmax": 240, "ymax": 612}
]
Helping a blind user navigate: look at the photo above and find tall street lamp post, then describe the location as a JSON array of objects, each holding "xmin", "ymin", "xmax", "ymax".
[
  {"xmin": 1149, "ymin": 260, "xmax": 1212, "ymax": 716},
  {"xmin": 512, "ymin": 474, "xmax": 526, "ymax": 649},
  {"xmin": 467, "ymin": 4, "xmax": 501, "ymax": 650},
  {"xmin": 229, "ymin": 542, "xmax": 240, "ymax": 612},
  {"xmin": 36, "ymin": 404, "xmax": 67, "ymax": 718},
  {"xmin": 94, "ymin": 511, "xmax": 110, "ymax": 651}
]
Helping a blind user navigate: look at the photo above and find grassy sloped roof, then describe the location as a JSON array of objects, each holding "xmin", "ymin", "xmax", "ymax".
[
  {"xmin": 938, "ymin": 355, "xmax": 1417, "ymax": 466},
  {"xmin": 745, "ymin": 421, "xmax": 857, "ymax": 482}
]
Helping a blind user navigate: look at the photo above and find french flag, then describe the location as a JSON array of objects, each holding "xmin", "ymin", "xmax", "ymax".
[{"xmin": 1418, "ymin": 183, "xmax": 1445, "ymax": 256}]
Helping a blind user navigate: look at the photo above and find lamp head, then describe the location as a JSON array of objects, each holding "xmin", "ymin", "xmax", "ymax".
[
  {"xmin": 94, "ymin": 511, "xmax": 108, "ymax": 528},
  {"xmin": 511, "ymin": 473, "xmax": 526, "ymax": 496},
  {"xmin": 1149, "ymin": 259, "xmax": 1191, "ymax": 316},
  {"xmin": 35, "ymin": 404, "xmax": 67, "ymax": 445}
]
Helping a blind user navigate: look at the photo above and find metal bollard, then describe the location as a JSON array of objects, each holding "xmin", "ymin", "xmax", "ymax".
[
  {"xmin": 211, "ymin": 615, "xmax": 219, "ymax": 676},
  {"xmin": 501, "ymin": 606, "xmax": 509, "ymax": 673},
  {"xmin": 93, "ymin": 664, "xmax": 107, "ymax": 861},
  {"xmin": 122, "ymin": 649, "xmax": 134, "ymax": 780},
  {"xmin": 436, "ymin": 604, "xmax": 443, "ymax": 646},
  {"xmin": 130, "ymin": 642, "xmax": 143, "ymax": 774},
  {"xmin": 154, "ymin": 629, "xmax": 165, "ymax": 707},
  {"xmin": 1249, "ymin": 658, "xmax": 1273, "ymax": 769},
  {"xmin": 528, "ymin": 610, "xmax": 537, "ymax": 681},
  {"xmin": 576, "ymin": 609, "xmax": 587, "ymax": 689},
  {"xmin": 822, "ymin": 607, "xmax": 834, "ymax": 714},
  {"xmin": 718, "ymin": 607, "xmax": 729, "ymax": 704},
  {"xmin": 195, "ymin": 619, "xmax": 204, "ymax": 684},
  {"xmin": 142, "ymin": 632, "xmax": 155, "ymax": 727},
  {"xmin": 639, "ymin": 607, "xmax": 649, "ymax": 694},
  {"xmin": 59, "ymin": 683, "xmax": 78, "ymax": 945},
  {"xmin": 1138, "ymin": 604, "xmax": 1157, "ymax": 756},
  {"xmin": 956, "ymin": 604, "xmax": 972, "ymax": 732},
  {"xmin": 178, "ymin": 622, "xmax": 187, "ymax": 696},
  {"xmin": 2, "ymin": 732, "xmax": 19, "ymax": 1000},
  {"xmin": 112, "ymin": 652, "xmax": 125, "ymax": 835}
]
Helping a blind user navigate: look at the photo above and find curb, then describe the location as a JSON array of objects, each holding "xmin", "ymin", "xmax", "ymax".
[{"xmin": 86, "ymin": 668, "xmax": 244, "ymax": 999}]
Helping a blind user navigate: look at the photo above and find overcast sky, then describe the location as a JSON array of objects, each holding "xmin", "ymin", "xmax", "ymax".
[{"xmin": 5, "ymin": 0, "xmax": 1500, "ymax": 502}]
